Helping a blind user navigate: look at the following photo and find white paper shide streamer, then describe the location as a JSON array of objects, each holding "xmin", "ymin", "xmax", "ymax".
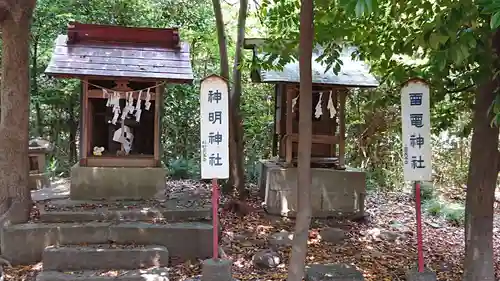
[
  {"xmin": 327, "ymin": 91, "xmax": 336, "ymax": 118},
  {"xmin": 99, "ymin": 84, "xmax": 156, "ymax": 155},
  {"xmin": 314, "ymin": 92, "xmax": 323, "ymax": 119}
]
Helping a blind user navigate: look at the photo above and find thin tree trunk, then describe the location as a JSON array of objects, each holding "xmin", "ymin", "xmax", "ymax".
[
  {"xmin": 211, "ymin": 0, "xmax": 235, "ymax": 194},
  {"xmin": 31, "ymin": 40, "xmax": 43, "ymax": 137},
  {"xmin": 462, "ymin": 31, "xmax": 499, "ymax": 281},
  {"xmin": 0, "ymin": 1, "xmax": 37, "ymax": 222},
  {"xmin": 230, "ymin": 0, "xmax": 248, "ymax": 199},
  {"xmin": 287, "ymin": 0, "xmax": 314, "ymax": 280},
  {"xmin": 212, "ymin": 0, "xmax": 230, "ymax": 79}
]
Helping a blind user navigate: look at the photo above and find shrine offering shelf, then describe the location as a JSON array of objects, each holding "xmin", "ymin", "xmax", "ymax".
[
  {"xmin": 86, "ymin": 156, "xmax": 158, "ymax": 167},
  {"xmin": 283, "ymin": 133, "xmax": 340, "ymax": 144}
]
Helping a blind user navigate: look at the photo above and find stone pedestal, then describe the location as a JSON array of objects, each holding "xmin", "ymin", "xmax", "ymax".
[
  {"xmin": 305, "ymin": 264, "xmax": 364, "ymax": 281},
  {"xmin": 405, "ymin": 268, "xmax": 437, "ymax": 281},
  {"xmin": 70, "ymin": 164, "xmax": 166, "ymax": 200},
  {"xmin": 201, "ymin": 259, "xmax": 232, "ymax": 281},
  {"xmin": 28, "ymin": 138, "xmax": 52, "ymax": 190},
  {"xmin": 259, "ymin": 160, "xmax": 366, "ymax": 218}
]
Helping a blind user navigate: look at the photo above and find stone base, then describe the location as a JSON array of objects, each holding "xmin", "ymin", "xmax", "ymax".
[
  {"xmin": 201, "ymin": 259, "xmax": 232, "ymax": 281},
  {"xmin": 306, "ymin": 264, "xmax": 364, "ymax": 281},
  {"xmin": 405, "ymin": 268, "xmax": 437, "ymax": 281},
  {"xmin": 259, "ymin": 160, "xmax": 366, "ymax": 218},
  {"xmin": 29, "ymin": 172, "xmax": 50, "ymax": 190},
  {"xmin": 70, "ymin": 163, "xmax": 166, "ymax": 200}
]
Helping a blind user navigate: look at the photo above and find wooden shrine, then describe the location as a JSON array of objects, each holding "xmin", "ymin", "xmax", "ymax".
[
  {"xmin": 245, "ymin": 39, "xmax": 379, "ymax": 218},
  {"xmin": 45, "ymin": 22, "xmax": 193, "ymax": 200}
]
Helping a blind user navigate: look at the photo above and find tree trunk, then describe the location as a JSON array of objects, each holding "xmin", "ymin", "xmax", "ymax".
[
  {"xmin": 230, "ymin": 0, "xmax": 248, "ymax": 199},
  {"xmin": 286, "ymin": 0, "xmax": 314, "ymax": 280},
  {"xmin": 212, "ymin": 0, "xmax": 230, "ymax": 79},
  {"xmin": 211, "ymin": 0, "xmax": 235, "ymax": 194},
  {"xmin": 0, "ymin": 1, "xmax": 37, "ymax": 222},
  {"xmin": 462, "ymin": 32, "xmax": 500, "ymax": 281}
]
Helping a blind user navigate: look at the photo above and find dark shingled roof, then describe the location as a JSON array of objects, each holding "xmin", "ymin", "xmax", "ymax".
[
  {"xmin": 245, "ymin": 39, "xmax": 379, "ymax": 88},
  {"xmin": 45, "ymin": 35, "xmax": 193, "ymax": 82}
]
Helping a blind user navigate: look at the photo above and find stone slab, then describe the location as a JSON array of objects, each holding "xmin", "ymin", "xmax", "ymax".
[
  {"xmin": 70, "ymin": 164, "xmax": 166, "ymax": 200},
  {"xmin": 109, "ymin": 222, "xmax": 212, "ymax": 261},
  {"xmin": 1, "ymin": 222, "xmax": 111, "ymax": 265},
  {"xmin": 405, "ymin": 268, "xmax": 437, "ymax": 281},
  {"xmin": 260, "ymin": 161, "xmax": 366, "ymax": 218},
  {"xmin": 43, "ymin": 244, "xmax": 169, "ymax": 271},
  {"xmin": 39, "ymin": 208, "xmax": 211, "ymax": 223},
  {"xmin": 201, "ymin": 259, "xmax": 232, "ymax": 281},
  {"xmin": 2, "ymin": 222, "xmax": 212, "ymax": 265},
  {"xmin": 305, "ymin": 264, "xmax": 364, "ymax": 281},
  {"xmin": 36, "ymin": 268, "xmax": 170, "ymax": 281}
]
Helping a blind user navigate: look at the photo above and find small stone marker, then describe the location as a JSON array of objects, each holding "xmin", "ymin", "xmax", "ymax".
[
  {"xmin": 305, "ymin": 264, "xmax": 364, "ymax": 281},
  {"xmin": 405, "ymin": 267, "xmax": 437, "ymax": 281},
  {"xmin": 201, "ymin": 259, "xmax": 232, "ymax": 281}
]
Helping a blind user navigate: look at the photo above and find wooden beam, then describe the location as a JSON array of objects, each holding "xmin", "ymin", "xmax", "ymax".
[
  {"xmin": 285, "ymin": 86, "xmax": 294, "ymax": 163},
  {"xmin": 81, "ymin": 79, "xmax": 90, "ymax": 166},
  {"xmin": 154, "ymin": 83, "xmax": 163, "ymax": 167},
  {"xmin": 285, "ymin": 133, "xmax": 340, "ymax": 144},
  {"xmin": 338, "ymin": 90, "xmax": 346, "ymax": 168},
  {"xmin": 87, "ymin": 89, "xmax": 157, "ymax": 100}
]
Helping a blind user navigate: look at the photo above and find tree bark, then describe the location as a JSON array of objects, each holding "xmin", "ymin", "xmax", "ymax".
[
  {"xmin": 212, "ymin": 0, "xmax": 230, "ymax": 79},
  {"xmin": 0, "ymin": 0, "xmax": 37, "ymax": 222},
  {"xmin": 230, "ymin": 0, "xmax": 248, "ymax": 199},
  {"xmin": 462, "ymin": 31, "xmax": 500, "ymax": 281},
  {"xmin": 286, "ymin": 0, "xmax": 314, "ymax": 280}
]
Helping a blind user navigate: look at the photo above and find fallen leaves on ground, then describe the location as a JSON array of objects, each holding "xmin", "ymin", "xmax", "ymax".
[
  {"xmin": 171, "ymin": 191, "xmax": 500, "ymax": 281},
  {"xmin": 7, "ymin": 186, "xmax": 500, "ymax": 281}
]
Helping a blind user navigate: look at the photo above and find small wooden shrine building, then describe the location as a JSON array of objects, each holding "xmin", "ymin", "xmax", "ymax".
[
  {"xmin": 244, "ymin": 39, "xmax": 378, "ymax": 218},
  {"xmin": 45, "ymin": 22, "xmax": 193, "ymax": 200}
]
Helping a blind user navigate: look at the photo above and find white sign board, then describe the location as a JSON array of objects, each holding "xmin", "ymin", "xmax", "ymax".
[
  {"xmin": 401, "ymin": 79, "xmax": 432, "ymax": 182},
  {"xmin": 200, "ymin": 75, "xmax": 230, "ymax": 179}
]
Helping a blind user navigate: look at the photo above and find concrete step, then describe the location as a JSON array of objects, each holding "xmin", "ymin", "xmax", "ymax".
[
  {"xmin": 1, "ymin": 221, "xmax": 212, "ymax": 265},
  {"xmin": 39, "ymin": 207, "xmax": 211, "ymax": 223},
  {"xmin": 36, "ymin": 268, "xmax": 170, "ymax": 281},
  {"xmin": 43, "ymin": 244, "xmax": 169, "ymax": 271}
]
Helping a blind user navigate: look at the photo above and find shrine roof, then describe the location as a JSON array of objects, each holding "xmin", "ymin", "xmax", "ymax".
[
  {"xmin": 45, "ymin": 23, "xmax": 193, "ymax": 82},
  {"xmin": 244, "ymin": 38, "xmax": 379, "ymax": 88}
]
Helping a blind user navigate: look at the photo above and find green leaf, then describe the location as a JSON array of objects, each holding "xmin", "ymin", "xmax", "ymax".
[
  {"xmin": 355, "ymin": 0, "xmax": 365, "ymax": 17},
  {"xmin": 491, "ymin": 11, "xmax": 500, "ymax": 29},
  {"xmin": 429, "ymin": 33, "xmax": 448, "ymax": 50}
]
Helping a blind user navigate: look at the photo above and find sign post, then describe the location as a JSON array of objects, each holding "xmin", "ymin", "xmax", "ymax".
[
  {"xmin": 200, "ymin": 74, "xmax": 230, "ymax": 260},
  {"xmin": 401, "ymin": 78, "xmax": 432, "ymax": 273}
]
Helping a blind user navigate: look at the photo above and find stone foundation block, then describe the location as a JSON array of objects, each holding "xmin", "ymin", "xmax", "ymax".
[
  {"xmin": 70, "ymin": 164, "xmax": 166, "ymax": 200},
  {"xmin": 201, "ymin": 259, "xmax": 232, "ymax": 281},
  {"xmin": 36, "ymin": 268, "xmax": 170, "ymax": 281},
  {"xmin": 43, "ymin": 244, "xmax": 169, "ymax": 271},
  {"xmin": 305, "ymin": 264, "xmax": 364, "ymax": 281},
  {"xmin": 405, "ymin": 268, "xmax": 437, "ymax": 281}
]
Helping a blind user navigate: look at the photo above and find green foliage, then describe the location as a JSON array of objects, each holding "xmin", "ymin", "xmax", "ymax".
[
  {"xmin": 424, "ymin": 198, "xmax": 465, "ymax": 226},
  {"xmin": 167, "ymin": 157, "xmax": 200, "ymax": 180}
]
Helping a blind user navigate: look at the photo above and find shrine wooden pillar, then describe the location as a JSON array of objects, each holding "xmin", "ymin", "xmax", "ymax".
[
  {"xmin": 285, "ymin": 86, "xmax": 294, "ymax": 163},
  {"xmin": 338, "ymin": 90, "xmax": 346, "ymax": 167}
]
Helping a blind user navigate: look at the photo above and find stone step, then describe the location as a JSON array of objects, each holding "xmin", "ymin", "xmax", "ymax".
[
  {"xmin": 36, "ymin": 268, "xmax": 170, "ymax": 281},
  {"xmin": 43, "ymin": 244, "xmax": 169, "ymax": 271},
  {"xmin": 39, "ymin": 207, "xmax": 211, "ymax": 223},
  {"xmin": 2, "ymin": 221, "xmax": 212, "ymax": 265}
]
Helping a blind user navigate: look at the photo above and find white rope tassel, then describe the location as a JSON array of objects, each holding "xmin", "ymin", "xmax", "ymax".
[
  {"xmin": 314, "ymin": 92, "xmax": 323, "ymax": 119},
  {"xmin": 291, "ymin": 95, "xmax": 299, "ymax": 113},
  {"xmin": 327, "ymin": 90, "xmax": 337, "ymax": 118}
]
